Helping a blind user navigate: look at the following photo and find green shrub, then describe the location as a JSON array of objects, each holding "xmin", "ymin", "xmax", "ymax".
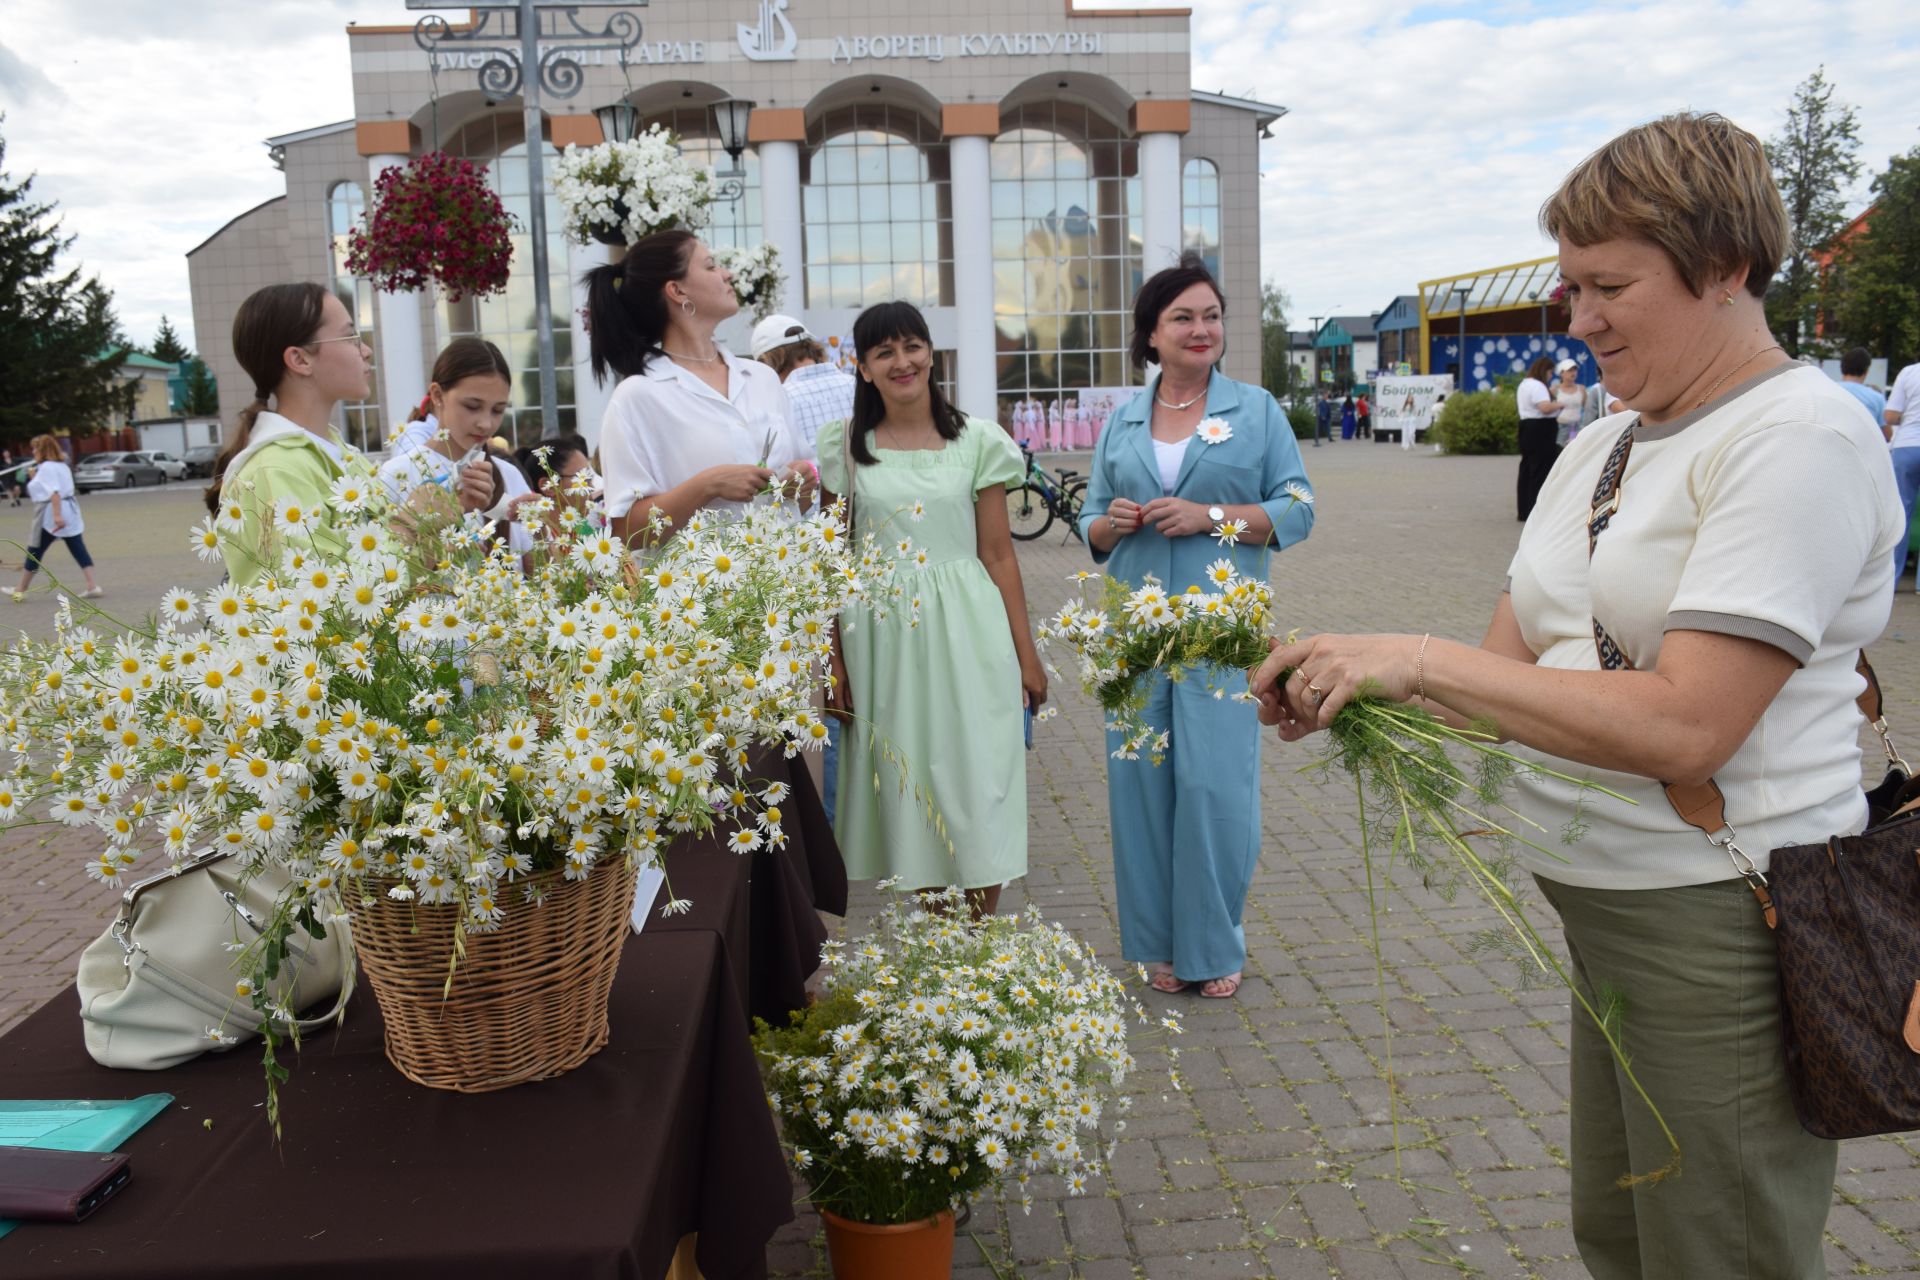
[
  {"xmin": 1434, "ymin": 389, "xmax": 1519, "ymax": 455},
  {"xmin": 1286, "ymin": 403, "xmax": 1315, "ymax": 440}
]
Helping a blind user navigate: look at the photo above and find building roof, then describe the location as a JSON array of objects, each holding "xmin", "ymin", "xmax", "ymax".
[
  {"xmin": 1190, "ymin": 90, "xmax": 1288, "ymax": 133},
  {"xmin": 264, "ymin": 119, "xmax": 355, "ymax": 148},
  {"xmin": 1288, "ymin": 329, "xmax": 1316, "ymax": 350},
  {"xmin": 117, "ymin": 352, "xmax": 178, "ymax": 373},
  {"xmin": 1417, "ymin": 256, "xmax": 1561, "ymax": 320},
  {"xmin": 1315, "ymin": 314, "xmax": 1377, "ymax": 348},
  {"xmin": 1373, "ymin": 295, "xmax": 1421, "ymax": 333},
  {"xmin": 186, "ymin": 195, "xmax": 287, "ymax": 258}
]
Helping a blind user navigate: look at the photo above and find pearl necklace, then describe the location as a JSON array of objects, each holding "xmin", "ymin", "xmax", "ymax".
[
  {"xmin": 663, "ymin": 346, "xmax": 722, "ymax": 364},
  {"xmin": 1154, "ymin": 386, "xmax": 1207, "ymax": 411}
]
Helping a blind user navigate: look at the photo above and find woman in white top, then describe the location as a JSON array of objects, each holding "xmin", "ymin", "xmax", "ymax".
[
  {"xmin": 377, "ymin": 338, "xmax": 535, "ymax": 555},
  {"xmin": 1553, "ymin": 358, "xmax": 1585, "ymax": 445},
  {"xmin": 583, "ymin": 230, "xmax": 813, "ymax": 548},
  {"xmin": 12, "ymin": 433, "xmax": 102, "ymax": 600},
  {"xmin": 1254, "ymin": 111, "xmax": 1902, "ymax": 1280},
  {"xmin": 1514, "ymin": 354, "xmax": 1571, "ymax": 520}
]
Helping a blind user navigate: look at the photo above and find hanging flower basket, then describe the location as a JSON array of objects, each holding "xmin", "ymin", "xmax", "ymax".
[
  {"xmin": 552, "ymin": 125, "xmax": 715, "ymax": 248},
  {"xmin": 346, "ymin": 151, "xmax": 517, "ymax": 301},
  {"xmin": 717, "ymin": 244, "xmax": 787, "ymax": 322}
]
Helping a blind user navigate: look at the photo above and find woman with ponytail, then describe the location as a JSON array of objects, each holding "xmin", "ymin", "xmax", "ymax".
[
  {"xmin": 206, "ymin": 283, "xmax": 371, "ymax": 586},
  {"xmin": 585, "ymin": 230, "xmax": 814, "ymax": 548}
]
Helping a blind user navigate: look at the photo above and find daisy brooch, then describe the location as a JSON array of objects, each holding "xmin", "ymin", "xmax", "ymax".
[{"xmin": 1195, "ymin": 417, "xmax": 1233, "ymax": 445}]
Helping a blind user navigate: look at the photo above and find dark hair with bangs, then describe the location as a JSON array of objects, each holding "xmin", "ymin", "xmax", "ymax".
[
  {"xmin": 1130, "ymin": 252, "xmax": 1226, "ymax": 370},
  {"xmin": 846, "ymin": 301, "xmax": 966, "ymax": 466}
]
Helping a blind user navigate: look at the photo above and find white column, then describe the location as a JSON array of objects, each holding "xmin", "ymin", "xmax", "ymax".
[
  {"xmin": 570, "ymin": 240, "xmax": 613, "ymax": 454},
  {"xmin": 758, "ymin": 139, "xmax": 804, "ymax": 315},
  {"xmin": 1139, "ymin": 132, "xmax": 1184, "ymax": 275},
  {"xmin": 949, "ymin": 133, "xmax": 995, "ymax": 421},
  {"xmin": 368, "ymin": 154, "xmax": 427, "ymax": 435}
]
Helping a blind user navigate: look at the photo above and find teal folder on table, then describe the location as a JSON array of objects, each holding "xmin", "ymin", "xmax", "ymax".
[{"xmin": 0, "ymin": 1096, "xmax": 172, "ymax": 1239}]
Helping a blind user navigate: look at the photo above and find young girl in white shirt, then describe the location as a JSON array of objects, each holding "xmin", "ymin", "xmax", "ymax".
[
  {"xmin": 378, "ymin": 338, "xmax": 534, "ymax": 553},
  {"xmin": 582, "ymin": 230, "xmax": 814, "ymax": 548}
]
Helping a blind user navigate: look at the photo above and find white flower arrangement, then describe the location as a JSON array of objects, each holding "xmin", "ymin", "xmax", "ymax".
[
  {"xmin": 0, "ymin": 451, "xmax": 912, "ymax": 1118},
  {"xmin": 552, "ymin": 124, "xmax": 714, "ymax": 247},
  {"xmin": 715, "ymin": 243, "xmax": 786, "ymax": 322},
  {"xmin": 754, "ymin": 887, "xmax": 1178, "ymax": 1224}
]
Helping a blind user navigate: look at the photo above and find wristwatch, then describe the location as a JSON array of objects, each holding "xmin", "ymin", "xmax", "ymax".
[{"xmin": 1207, "ymin": 505, "xmax": 1226, "ymax": 523}]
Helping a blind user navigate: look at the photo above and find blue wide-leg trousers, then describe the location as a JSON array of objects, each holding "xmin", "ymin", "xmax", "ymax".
[{"xmin": 1105, "ymin": 669, "xmax": 1262, "ymax": 982}]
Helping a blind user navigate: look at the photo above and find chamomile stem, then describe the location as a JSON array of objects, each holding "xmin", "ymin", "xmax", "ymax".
[{"xmin": 1356, "ymin": 771, "xmax": 1400, "ymax": 1176}]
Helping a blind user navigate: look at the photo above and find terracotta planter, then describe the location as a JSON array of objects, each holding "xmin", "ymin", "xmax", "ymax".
[{"xmin": 818, "ymin": 1207, "xmax": 955, "ymax": 1280}]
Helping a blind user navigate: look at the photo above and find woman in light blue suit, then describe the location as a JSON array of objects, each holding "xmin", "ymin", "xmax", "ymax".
[{"xmin": 1077, "ymin": 254, "xmax": 1315, "ymax": 998}]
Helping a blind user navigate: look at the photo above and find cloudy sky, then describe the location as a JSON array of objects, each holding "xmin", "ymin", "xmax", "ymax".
[{"xmin": 1, "ymin": 0, "xmax": 1914, "ymax": 352}]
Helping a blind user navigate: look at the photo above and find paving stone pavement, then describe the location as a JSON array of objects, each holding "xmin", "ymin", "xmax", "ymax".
[{"xmin": 5, "ymin": 452, "xmax": 1920, "ymax": 1278}]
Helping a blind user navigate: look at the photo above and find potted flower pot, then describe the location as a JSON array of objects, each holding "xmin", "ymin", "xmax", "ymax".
[{"xmin": 818, "ymin": 1207, "xmax": 955, "ymax": 1280}]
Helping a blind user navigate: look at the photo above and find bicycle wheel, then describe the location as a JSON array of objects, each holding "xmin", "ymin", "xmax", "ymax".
[
  {"xmin": 1063, "ymin": 479, "xmax": 1089, "ymax": 538},
  {"xmin": 1006, "ymin": 483, "xmax": 1054, "ymax": 541}
]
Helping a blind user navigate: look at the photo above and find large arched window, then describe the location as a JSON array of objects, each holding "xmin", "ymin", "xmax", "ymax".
[
  {"xmin": 325, "ymin": 181, "xmax": 383, "ymax": 451},
  {"xmin": 802, "ymin": 104, "xmax": 952, "ymax": 310},
  {"xmin": 639, "ymin": 106, "xmax": 762, "ymax": 253},
  {"xmin": 437, "ymin": 113, "xmax": 579, "ymax": 445},
  {"xmin": 1182, "ymin": 157, "xmax": 1221, "ymax": 279},
  {"xmin": 989, "ymin": 102, "xmax": 1141, "ymax": 413}
]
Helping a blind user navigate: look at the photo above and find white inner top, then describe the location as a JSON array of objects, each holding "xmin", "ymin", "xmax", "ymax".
[{"xmin": 1153, "ymin": 436, "xmax": 1188, "ymax": 494}]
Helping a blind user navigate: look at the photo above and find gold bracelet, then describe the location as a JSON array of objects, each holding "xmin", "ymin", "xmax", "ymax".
[{"xmin": 1416, "ymin": 633, "xmax": 1432, "ymax": 702}]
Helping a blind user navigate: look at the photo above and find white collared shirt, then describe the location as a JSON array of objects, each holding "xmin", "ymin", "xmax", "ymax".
[{"xmin": 599, "ymin": 350, "xmax": 803, "ymax": 519}]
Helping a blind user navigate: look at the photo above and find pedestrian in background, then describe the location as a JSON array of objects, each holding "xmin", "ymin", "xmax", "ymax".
[
  {"xmin": 1836, "ymin": 347, "xmax": 1886, "ymax": 434},
  {"xmin": 1515, "ymin": 355, "xmax": 1570, "ymax": 520},
  {"xmin": 1339, "ymin": 393, "xmax": 1356, "ymax": 440},
  {"xmin": 13, "ymin": 433, "xmax": 104, "ymax": 601},
  {"xmin": 1314, "ymin": 390, "xmax": 1333, "ymax": 446},
  {"xmin": 1356, "ymin": 391, "xmax": 1372, "ymax": 440},
  {"xmin": 1554, "ymin": 358, "xmax": 1585, "ymax": 445},
  {"xmin": 1886, "ymin": 356, "xmax": 1920, "ymax": 586}
]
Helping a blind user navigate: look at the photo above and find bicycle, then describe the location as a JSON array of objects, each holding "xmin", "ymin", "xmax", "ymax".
[{"xmin": 1005, "ymin": 444, "xmax": 1088, "ymax": 542}]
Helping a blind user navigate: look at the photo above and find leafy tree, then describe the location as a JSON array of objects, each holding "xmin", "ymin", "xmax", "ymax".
[
  {"xmin": 1259, "ymin": 280, "xmax": 1300, "ymax": 404},
  {"xmin": 1764, "ymin": 68, "xmax": 1862, "ymax": 357},
  {"xmin": 149, "ymin": 314, "xmax": 190, "ymax": 364},
  {"xmin": 181, "ymin": 357, "xmax": 220, "ymax": 417},
  {"xmin": 0, "ymin": 117, "xmax": 136, "ymax": 442},
  {"xmin": 1825, "ymin": 146, "xmax": 1920, "ymax": 369}
]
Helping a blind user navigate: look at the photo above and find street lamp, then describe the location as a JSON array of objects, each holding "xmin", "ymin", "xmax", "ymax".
[
  {"xmin": 710, "ymin": 97, "xmax": 756, "ymax": 203},
  {"xmin": 1452, "ymin": 285, "xmax": 1471, "ymax": 389},
  {"xmin": 593, "ymin": 101, "xmax": 639, "ymax": 145},
  {"xmin": 409, "ymin": 0, "xmax": 644, "ymax": 438},
  {"xmin": 1308, "ymin": 315, "xmax": 1322, "ymax": 392}
]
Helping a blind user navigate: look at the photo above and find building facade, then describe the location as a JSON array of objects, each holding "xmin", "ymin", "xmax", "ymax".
[
  {"xmin": 186, "ymin": 2, "xmax": 1280, "ymax": 452},
  {"xmin": 1416, "ymin": 257, "xmax": 1594, "ymax": 391}
]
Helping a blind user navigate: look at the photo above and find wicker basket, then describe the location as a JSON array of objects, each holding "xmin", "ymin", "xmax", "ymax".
[{"xmin": 349, "ymin": 859, "xmax": 638, "ymax": 1092}]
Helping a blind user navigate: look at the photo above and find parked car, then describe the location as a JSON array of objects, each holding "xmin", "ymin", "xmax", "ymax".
[
  {"xmin": 74, "ymin": 451, "xmax": 167, "ymax": 490},
  {"xmin": 182, "ymin": 444, "xmax": 221, "ymax": 479},
  {"xmin": 148, "ymin": 451, "xmax": 187, "ymax": 481}
]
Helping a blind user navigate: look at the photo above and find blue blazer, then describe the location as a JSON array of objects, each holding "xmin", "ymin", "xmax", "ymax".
[{"xmin": 1077, "ymin": 369, "xmax": 1314, "ymax": 592}]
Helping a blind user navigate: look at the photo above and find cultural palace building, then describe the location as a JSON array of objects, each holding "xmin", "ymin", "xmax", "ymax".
[{"xmin": 187, "ymin": 1, "xmax": 1282, "ymax": 451}]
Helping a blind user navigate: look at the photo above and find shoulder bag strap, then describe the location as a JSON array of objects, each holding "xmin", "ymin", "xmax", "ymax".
[{"xmin": 1584, "ymin": 419, "xmax": 1778, "ymax": 926}]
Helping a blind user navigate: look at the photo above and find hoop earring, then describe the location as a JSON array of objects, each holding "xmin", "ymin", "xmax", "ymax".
[{"xmin": 681, "ymin": 298, "xmax": 696, "ymax": 318}]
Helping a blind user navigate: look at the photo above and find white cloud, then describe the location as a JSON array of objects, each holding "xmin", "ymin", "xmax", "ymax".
[
  {"xmin": 1185, "ymin": 0, "xmax": 1919, "ymax": 323},
  {"xmin": 0, "ymin": 0, "xmax": 1914, "ymax": 354}
]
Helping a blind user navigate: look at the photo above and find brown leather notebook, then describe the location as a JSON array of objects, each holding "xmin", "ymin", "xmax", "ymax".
[{"xmin": 0, "ymin": 1146, "xmax": 131, "ymax": 1222}]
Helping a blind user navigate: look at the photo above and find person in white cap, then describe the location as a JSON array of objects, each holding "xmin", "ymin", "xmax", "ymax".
[
  {"xmin": 1553, "ymin": 356, "xmax": 1585, "ymax": 445},
  {"xmin": 750, "ymin": 313, "xmax": 852, "ymax": 463}
]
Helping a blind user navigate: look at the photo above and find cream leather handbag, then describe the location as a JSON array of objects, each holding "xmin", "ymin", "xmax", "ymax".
[{"xmin": 75, "ymin": 849, "xmax": 351, "ymax": 1070}]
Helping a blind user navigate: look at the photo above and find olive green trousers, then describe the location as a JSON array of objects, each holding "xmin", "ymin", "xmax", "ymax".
[{"xmin": 1534, "ymin": 875, "xmax": 1838, "ymax": 1280}]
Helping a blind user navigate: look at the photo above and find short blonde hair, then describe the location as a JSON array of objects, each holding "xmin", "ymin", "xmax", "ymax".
[{"xmin": 1540, "ymin": 112, "xmax": 1789, "ymax": 300}]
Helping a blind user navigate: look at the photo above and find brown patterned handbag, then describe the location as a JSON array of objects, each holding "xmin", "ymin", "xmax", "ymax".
[{"xmin": 1588, "ymin": 422, "xmax": 1920, "ymax": 1140}]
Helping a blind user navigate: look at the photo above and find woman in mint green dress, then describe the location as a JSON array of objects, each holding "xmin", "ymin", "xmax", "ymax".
[{"xmin": 819, "ymin": 302, "xmax": 1047, "ymax": 916}]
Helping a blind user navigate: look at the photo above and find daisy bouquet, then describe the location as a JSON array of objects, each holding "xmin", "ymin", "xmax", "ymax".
[
  {"xmin": 1039, "ymin": 563, "xmax": 1672, "ymax": 1179},
  {"xmin": 552, "ymin": 124, "xmax": 714, "ymax": 246},
  {"xmin": 754, "ymin": 887, "xmax": 1178, "ymax": 1225},
  {"xmin": 0, "ymin": 451, "xmax": 909, "ymax": 1119}
]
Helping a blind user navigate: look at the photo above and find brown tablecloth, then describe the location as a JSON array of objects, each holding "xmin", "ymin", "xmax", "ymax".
[
  {"xmin": 0, "ymin": 932, "xmax": 791, "ymax": 1280},
  {"xmin": 652, "ymin": 747, "xmax": 843, "ymax": 1028}
]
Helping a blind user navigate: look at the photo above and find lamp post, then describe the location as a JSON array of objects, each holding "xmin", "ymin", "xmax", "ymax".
[
  {"xmin": 1308, "ymin": 315, "xmax": 1322, "ymax": 392},
  {"xmin": 1452, "ymin": 285, "xmax": 1471, "ymax": 389},
  {"xmin": 709, "ymin": 96, "xmax": 756, "ymax": 205},
  {"xmin": 409, "ymin": 0, "xmax": 644, "ymax": 438}
]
